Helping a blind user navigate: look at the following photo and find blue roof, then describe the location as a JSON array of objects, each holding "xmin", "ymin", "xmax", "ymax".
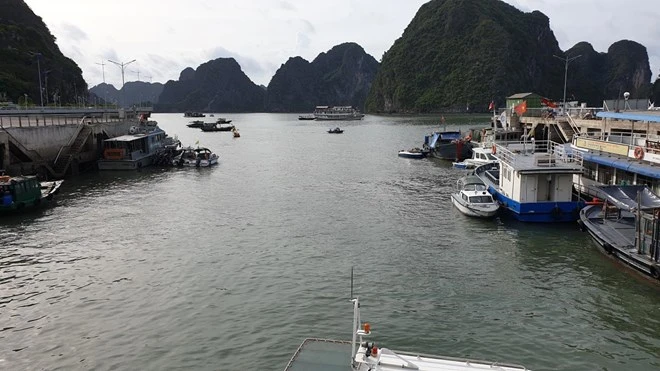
[
  {"xmin": 582, "ymin": 152, "xmax": 660, "ymax": 179},
  {"xmin": 596, "ymin": 111, "xmax": 660, "ymax": 123}
]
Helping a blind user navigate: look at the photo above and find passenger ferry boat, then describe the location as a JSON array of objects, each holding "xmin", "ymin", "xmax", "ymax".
[
  {"xmin": 98, "ymin": 122, "xmax": 175, "ymax": 170},
  {"xmin": 474, "ymin": 139, "xmax": 585, "ymax": 222},
  {"xmin": 284, "ymin": 296, "xmax": 528, "ymax": 371},
  {"xmin": 314, "ymin": 106, "xmax": 364, "ymax": 121}
]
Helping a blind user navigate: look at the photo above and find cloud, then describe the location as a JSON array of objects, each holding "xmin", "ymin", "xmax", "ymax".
[{"xmin": 59, "ymin": 23, "xmax": 88, "ymax": 42}]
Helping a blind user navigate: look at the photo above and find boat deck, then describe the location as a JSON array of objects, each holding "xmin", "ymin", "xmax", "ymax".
[
  {"xmin": 284, "ymin": 339, "xmax": 352, "ymax": 371},
  {"xmin": 583, "ymin": 206, "xmax": 636, "ymax": 249}
]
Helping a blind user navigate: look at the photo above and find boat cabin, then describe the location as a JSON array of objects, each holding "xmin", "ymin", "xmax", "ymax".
[
  {"xmin": 0, "ymin": 175, "xmax": 41, "ymax": 208},
  {"xmin": 102, "ymin": 131, "xmax": 167, "ymax": 161}
]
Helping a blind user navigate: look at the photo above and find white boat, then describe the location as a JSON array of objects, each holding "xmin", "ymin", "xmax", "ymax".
[
  {"xmin": 452, "ymin": 146, "xmax": 497, "ymax": 169},
  {"xmin": 398, "ymin": 147, "xmax": 428, "ymax": 159},
  {"xmin": 284, "ymin": 296, "xmax": 528, "ymax": 371},
  {"xmin": 98, "ymin": 122, "xmax": 175, "ymax": 170},
  {"xmin": 314, "ymin": 105, "xmax": 364, "ymax": 120},
  {"xmin": 450, "ymin": 175, "xmax": 500, "ymax": 218},
  {"xmin": 172, "ymin": 146, "xmax": 218, "ymax": 167}
]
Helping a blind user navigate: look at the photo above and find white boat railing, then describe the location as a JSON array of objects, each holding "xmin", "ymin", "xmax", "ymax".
[{"xmin": 494, "ymin": 140, "xmax": 582, "ymax": 169}]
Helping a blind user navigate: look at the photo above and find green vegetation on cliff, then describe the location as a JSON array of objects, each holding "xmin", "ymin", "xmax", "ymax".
[{"xmin": 0, "ymin": 0, "xmax": 86, "ymax": 105}]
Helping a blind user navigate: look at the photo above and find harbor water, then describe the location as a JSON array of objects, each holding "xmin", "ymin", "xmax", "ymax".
[{"xmin": 1, "ymin": 113, "xmax": 659, "ymax": 370}]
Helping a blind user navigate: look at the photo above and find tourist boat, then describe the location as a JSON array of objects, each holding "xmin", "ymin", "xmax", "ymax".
[
  {"xmin": 578, "ymin": 185, "xmax": 660, "ymax": 280},
  {"xmin": 200, "ymin": 122, "xmax": 235, "ymax": 132},
  {"xmin": 474, "ymin": 140, "xmax": 586, "ymax": 222},
  {"xmin": 424, "ymin": 131, "xmax": 473, "ymax": 161},
  {"xmin": 215, "ymin": 118, "xmax": 232, "ymax": 124},
  {"xmin": 398, "ymin": 147, "xmax": 428, "ymax": 159},
  {"xmin": 298, "ymin": 114, "xmax": 315, "ymax": 120},
  {"xmin": 450, "ymin": 175, "xmax": 500, "ymax": 218},
  {"xmin": 172, "ymin": 146, "xmax": 218, "ymax": 167},
  {"xmin": 452, "ymin": 146, "xmax": 497, "ymax": 169},
  {"xmin": 183, "ymin": 111, "xmax": 205, "ymax": 118},
  {"xmin": 328, "ymin": 127, "xmax": 344, "ymax": 134},
  {"xmin": 98, "ymin": 122, "xmax": 176, "ymax": 170},
  {"xmin": 0, "ymin": 174, "xmax": 63, "ymax": 215},
  {"xmin": 314, "ymin": 106, "xmax": 364, "ymax": 121},
  {"xmin": 284, "ymin": 295, "xmax": 527, "ymax": 371}
]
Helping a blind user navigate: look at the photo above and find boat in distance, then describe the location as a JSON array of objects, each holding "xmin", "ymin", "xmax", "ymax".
[
  {"xmin": 298, "ymin": 114, "xmax": 315, "ymax": 120},
  {"xmin": 328, "ymin": 127, "xmax": 344, "ymax": 134},
  {"xmin": 314, "ymin": 105, "xmax": 364, "ymax": 121},
  {"xmin": 284, "ymin": 296, "xmax": 528, "ymax": 371}
]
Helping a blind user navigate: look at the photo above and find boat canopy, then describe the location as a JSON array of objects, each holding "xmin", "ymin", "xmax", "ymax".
[
  {"xmin": 461, "ymin": 175, "xmax": 484, "ymax": 185},
  {"xmin": 596, "ymin": 185, "xmax": 660, "ymax": 211},
  {"xmin": 596, "ymin": 111, "xmax": 660, "ymax": 123},
  {"xmin": 583, "ymin": 152, "xmax": 660, "ymax": 179}
]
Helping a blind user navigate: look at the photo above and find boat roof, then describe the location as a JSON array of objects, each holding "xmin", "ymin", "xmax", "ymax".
[
  {"xmin": 104, "ymin": 134, "xmax": 150, "ymax": 142},
  {"xmin": 595, "ymin": 185, "xmax": 660, "ymax": 211},
  {"xmin": 461, "ymin": 175, "xmax": 484, "ymax": 185},
  {"xmin": 596, "ymin": 110, "xmax": 660, "ymax": 122},
  {"xmin": 582, "ymin": 152, "xmax": 660, "ymax": 179}
]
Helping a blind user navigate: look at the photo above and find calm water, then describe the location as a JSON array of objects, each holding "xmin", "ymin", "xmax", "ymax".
[{"xmin": 1, "ymin": 113, "xmax": 659, "ymax": 371}]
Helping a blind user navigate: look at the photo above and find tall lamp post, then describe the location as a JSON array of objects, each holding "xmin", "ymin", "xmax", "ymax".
[
  {"xmin": 553, "ymin": 54, "xmax": 581, "ymax": 115},
  {"xmin": 96, "ymin": 60, "xmax": 107, "ymax": 108},
  {"xmin": 108, "ymin": 59, "xmax": 136, "ymax": 108},
  {"xmin": 35, "ymin": 53, "xmax": 44, "ymax": 107}
]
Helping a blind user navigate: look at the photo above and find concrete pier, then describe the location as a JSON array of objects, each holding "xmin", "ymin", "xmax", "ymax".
[{"xmin": 0, "ymin": 108, "xmax": 151, "ymax": 178}]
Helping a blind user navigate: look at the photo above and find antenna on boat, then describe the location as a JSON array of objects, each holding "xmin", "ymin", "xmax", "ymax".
[{"xmin": 350, "ymin": 266, "xmax": 354, "ymax": 299}]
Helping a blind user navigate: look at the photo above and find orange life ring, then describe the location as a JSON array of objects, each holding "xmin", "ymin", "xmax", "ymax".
[
  {"xmin": 634, "ymin": 146, "xmax": 644, "ymax": 160},
  {"xmin": 492, "ymin": 144, "xmax": 497, "ymax": 154}
]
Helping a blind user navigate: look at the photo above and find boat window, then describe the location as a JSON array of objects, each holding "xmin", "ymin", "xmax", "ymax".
[
  {"xmin": 469, "ymin": 195, "xmax": 493, "ymax": 203},
  {"xmin": 486, "ymin": 154, "xmax": 497, "ymax": 160},
  {"xmin": 462, "ymin": 194, "xmax": 468, "ymax": 201}
]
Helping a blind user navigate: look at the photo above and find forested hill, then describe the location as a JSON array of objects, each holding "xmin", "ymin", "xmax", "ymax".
[
  {"xmin": 366, "ymin": 0, "xmax": 651, "ymax": 113},
  {"xmin": 0, "ymin": 0, "xmax": 86, "ymax": 105}
]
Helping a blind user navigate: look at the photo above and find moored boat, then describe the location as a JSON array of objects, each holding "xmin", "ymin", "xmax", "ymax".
[
  {"xmin": 474, "ymin": 140, "xmax": 586, "ymax": 222},
  {"xmin": 183, "ymin": 111, "xmax": 205, "ymax": 118},
  {"xmin": 98, "ymin": 122, "xmax": 175, "ymax": 170},
  {"xmin": 450, "ymin": 175, "xmax": 500, "ymax": 218},
  {"xmin": 187, "ymin": 120, "xmax": 205, "ymax": 128},
  {"xmin": 172, "ymin": 146, "xmax": 218, "ymax": 167},
  {"xmin": 200, "ymin": 122, "xmax": 235, "ymax": 132},
  {"xmin": 398, "ymin": 147, "xmax": 428, "ymax": 159},
  {"xmin": 298, "ymin": 114, "xmax": 315, "ymax": 120},
  {"xmin": 578, "ymin": 185, "xmax": 660, "ymax": 280},
  {"xmin": 328, "ymin": 127, "xmax": 344, "ymax": 134},
  {"xmin": 1, "ymin": 175, "xmax": 63, "ymax": 215},
  {"xmin": 424, "ymin": 131, "xmax": 473, "ymax": 161},
  {"xmin": 452, "ymin": 146, "xmax": 497, "ymax": 169}
]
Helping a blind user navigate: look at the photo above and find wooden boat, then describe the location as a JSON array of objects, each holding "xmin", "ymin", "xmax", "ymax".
[
  {"xmin": 0, "ymin": 175, "xmax": 63, "ymax": 215},
  {"xmin": 450, "ymin": 175, "xmax": 499, "ymax": 218},
  {"xmin": 328, "ymin": 127, "xmax": 344, "ymax": 134},
  {"xmin": 284, "ymin": 295, "xmax": 528, "ymax": 371}
]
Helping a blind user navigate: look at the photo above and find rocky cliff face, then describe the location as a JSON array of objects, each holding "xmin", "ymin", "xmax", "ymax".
[
  {"xmin": 265, "ymin": 43, "xmax": 379, "ymax": 112},
  {"xmin": 366, "ymin": 0, "xmax": 652, "ymax": 113},
  {"xmin": 157, "ymin": 58, "xmax": 265, "ymax": 112},
  {"xmin": 0, "ymin": 0, "xmax": 86, "ymax": 105}
]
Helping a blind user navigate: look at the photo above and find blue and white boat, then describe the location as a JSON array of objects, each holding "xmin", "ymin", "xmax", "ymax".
[
  {"xmin": 424, "ymin": 131, "xmax": 473, "ymax": 161},
  {"xmin": 98, "ymin": 122, "xmax": 176, "ymax": 170},
  {"xmin": 474, "ymin": 140, "xmax": 585, "ymax": 222}
]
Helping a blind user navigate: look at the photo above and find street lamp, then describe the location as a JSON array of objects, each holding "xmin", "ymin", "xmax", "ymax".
[
  {"xmin": 35, "ymin": 53, "xmax": 44, "ymax": 107},
  {"xmin": 23, "ymin": 94, "xmax": 28, "ymax": 109},
  {"xmin": 108, "ymin": 58, "xmax": 136, "ymax": 108},
  {"xmin": 553, "ymin": 54, "xmax": 582, "ymax": 115}
]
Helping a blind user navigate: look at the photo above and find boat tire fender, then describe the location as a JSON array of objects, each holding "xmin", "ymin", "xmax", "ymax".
[
  {"xmin": 603, "ymin": 243, "xmax": 613, "ymax": 255},
  {"xmin": 651, "ymin": 267, "xmax": 660, "ymax": 280}
]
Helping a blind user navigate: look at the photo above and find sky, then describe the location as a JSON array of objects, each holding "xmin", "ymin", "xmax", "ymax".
[{"xmin": 22, "ymin": 0, "xmax": 660, "ymax": 89}]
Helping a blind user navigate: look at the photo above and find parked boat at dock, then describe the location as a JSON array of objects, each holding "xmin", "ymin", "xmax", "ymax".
[
  {"xmin": 1, "ymin": 175, "xmax": 62, "ymax": 215},
  {"xmin": 451, "ymin": 175, "xmax": 500, "ymax": 218},
  {"xmin": 98, "ymin": 122, "xmax": 178, "ymax": 170},
  {"xmin": 398, "ymin": 147, "xmax": 428, "ymax": 159},
  {"xmin": 474, "ymin": 140, "xmax": 586, "ymax": 222},
  {"xmin": 578, "ymin": 185, "xmax": 660, "ymax": 280},
  {"xmin": 452, "ymin": 146, "xmax": 497, "ymax": 169},
  {"xmin": 284, "ymin": 296, "xmax": 527, "ymax": 371},
  {"xmin": 314, "ymin": 106, "xmax": 364, "ymax": 121}
]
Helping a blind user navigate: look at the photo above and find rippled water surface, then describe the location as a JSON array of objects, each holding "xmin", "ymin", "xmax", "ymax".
[{"xmin": 1, "ymin": 113, "xmax": 659, "ymax": 370}]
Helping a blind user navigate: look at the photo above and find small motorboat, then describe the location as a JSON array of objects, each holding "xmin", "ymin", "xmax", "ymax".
[
  {"xmin": 298, "ymin": 114, "xmax": 315, "ymax": 120},
  {"xmin": 200, "ymin": 122, "xmax": 235, "ymax": 132},
  {"xmin": 328, "ymin": 127, "xmax": 344, "ymax": 134},
  {"xmin": 398, "ymin": 147, "xmax": 428, "ymax": 159},
  {"xmin": 186, "ymin": 120, "xmax": 205, "ymax": 128},
  {"xmin": 172, "ymin": 146, "xmax": 219, "ymax": 167},
  {"xmin": 450, "ymin": 175, "xmax": 499, "ymax": 218},
  {"xmin": 452, "ymin": 146, "xmax": 497, "ymax": 169}
]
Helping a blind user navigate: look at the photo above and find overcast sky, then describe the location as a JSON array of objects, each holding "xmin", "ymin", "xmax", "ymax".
[{"xmin": 22, "ymin": 0, "xmax": 660, "ymax": 89}]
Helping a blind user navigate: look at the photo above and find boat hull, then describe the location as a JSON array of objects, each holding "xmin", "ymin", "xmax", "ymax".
[
  {"xmin": 98, "ymin": 155, "xmax": 154, "ymax": 170},
  {"xmin": 450, "ymin": 193, "xmax": 499, "ymax": 218},
  {"xmin": 430, "ymin": 142, "xmax": 473, "ymax": 161},
  {"xmin": 579, "ymin": 205, "xmax": 660, "ymax": 280},
  {"xmin": 398, "ymin": 151, "xmax": 426, "ymax": 159},
  {"xmin": 488, "ymin": 186, "xmax": 583, "ymax": 222}
]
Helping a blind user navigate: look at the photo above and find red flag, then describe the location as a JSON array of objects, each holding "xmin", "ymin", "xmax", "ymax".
[
  {"xmin": 541, "ymin": 97, "xmax": 558, "ymax": 108},
  {"xmin": 514, "ymin": 101, "xmax": 527, "ymax": 116},
  {"xmin": 488, "ymin": 101, "xmax": 494, "ymax": 111}
]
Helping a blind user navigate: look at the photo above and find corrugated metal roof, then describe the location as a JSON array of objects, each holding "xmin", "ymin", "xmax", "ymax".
[{"xmin": 507, "ymin": 92, "xmax": 537, "ymax": 99}]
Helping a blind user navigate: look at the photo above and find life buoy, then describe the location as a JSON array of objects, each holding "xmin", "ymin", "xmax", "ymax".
[
  {"xmin": 492, "ymin": 144, "xmax": 497, "ymax": 154},
  {"xmin": 634, "ymin": 146, "xmax": 644, "ymax": 160}
]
